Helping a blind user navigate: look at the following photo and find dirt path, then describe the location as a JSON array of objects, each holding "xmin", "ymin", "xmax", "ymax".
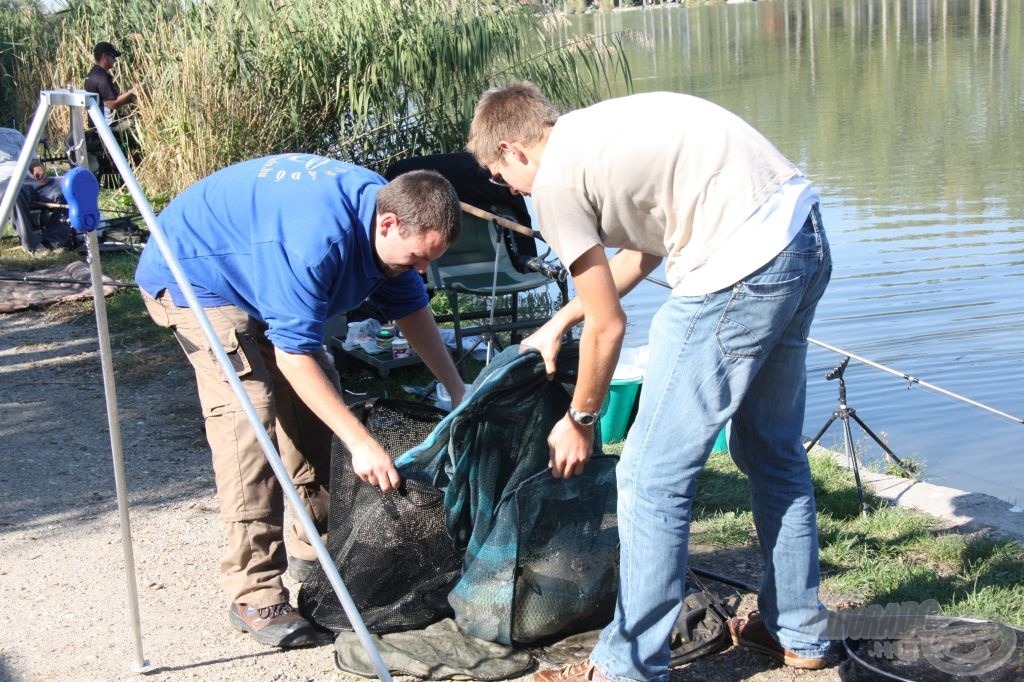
[{"xmin": 0, "ymin": 307, "xmax": 856, "ymax": 682}]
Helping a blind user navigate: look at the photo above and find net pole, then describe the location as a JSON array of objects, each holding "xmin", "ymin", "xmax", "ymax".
[
  {"xmin": 39, "ymin": 94, "xmax": 151, "ymax": 673},
  {"xmin": 82, "ymin": 93, "xmax": 392, "ymax": 680}
]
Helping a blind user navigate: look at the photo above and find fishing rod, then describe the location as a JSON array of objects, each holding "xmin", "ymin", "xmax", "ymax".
[
  {"xmin": 641, "ymin": 274, "xmax": 1024, "ymax": 426},
  {"xmin": 0, "ymin": 274, "xmax": 138, "ymax": 288},
  {"xmin": 805, "ymin": 337, "xmax": 1023, "ymax": 426},
  {"xmin": 459, "ymin": 202, "xmax": 567, "ymax": 281}
]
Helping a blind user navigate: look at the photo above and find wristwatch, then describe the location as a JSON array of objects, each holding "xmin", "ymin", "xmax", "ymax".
[{"xmin": 568, "ymin": 406, "xmax": 598, "ymax": 427}]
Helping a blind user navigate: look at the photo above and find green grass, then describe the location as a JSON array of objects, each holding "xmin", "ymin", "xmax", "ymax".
[
  {"xmin": 603, "ymin": 440, "xmax": 1024, "ymax": 627},
  {"xmin": 1, "ymin": 232, "xmax": 171, "ymax": 356},
  {"xmin": 695, "ymin": 510, "xmax": 755, "ymax": 549}
]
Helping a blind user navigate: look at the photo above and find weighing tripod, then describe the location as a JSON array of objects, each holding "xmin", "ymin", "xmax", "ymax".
[
  {"xmin": 2, "ymin": 90, "xmax": 395, "ymax": 681},
  {"xmin": 805, "ymin": 356, "xmax": 915, "ymax": 516}
]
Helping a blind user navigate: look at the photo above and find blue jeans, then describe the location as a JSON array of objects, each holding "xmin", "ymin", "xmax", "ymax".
[{"xmin": 590, "ymin": 208, "xmax": 833, "ymax": 682}]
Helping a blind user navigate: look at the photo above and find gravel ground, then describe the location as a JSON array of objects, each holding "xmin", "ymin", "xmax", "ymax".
[{"xmin": 1, "ymin": 306, "xmax": 861, "ymax": 682}]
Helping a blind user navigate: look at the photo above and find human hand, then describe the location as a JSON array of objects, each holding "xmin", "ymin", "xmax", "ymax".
[
  {"xmin": 521, "ymin": 323, "xmax": 565, "ymax": 377},
  {"xmin": 447, "ymin": 381, "xmax": 466, "ymax": 409},
  {"xmin": 347, "ymin": 438, "xmax": 401, "ymax": 492},
  {"xmin": 547, "ymin": 413, "xmax": 594, "ymax": 478}
]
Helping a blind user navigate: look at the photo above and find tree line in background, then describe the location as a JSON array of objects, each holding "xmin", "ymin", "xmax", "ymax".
[{"xmin": 0, "ymin": 0, "xmax": 630, "ymax": 200}]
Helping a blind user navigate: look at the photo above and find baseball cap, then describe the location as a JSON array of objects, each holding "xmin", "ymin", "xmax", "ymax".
[{"xmin": 93, "ymin": 41, "xmax": 122, "ymax": 60}]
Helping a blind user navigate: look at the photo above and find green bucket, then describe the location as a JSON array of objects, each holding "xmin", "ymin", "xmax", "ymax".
[
  {"xmin": 711, "ymin": 427, "xmax": 729, "ymax": 454},
  {"xmin": 599, "ymin": 376, "xmax": 643, "ymax": 444}
]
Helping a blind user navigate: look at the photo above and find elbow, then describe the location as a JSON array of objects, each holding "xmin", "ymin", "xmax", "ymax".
[
  {"xmin": 608, "ymin": 311, "xmax": 627, "ymax": 342},
  {"xmin": 587, "ymin": 307, "xmax": 627, "ymax": 344}
]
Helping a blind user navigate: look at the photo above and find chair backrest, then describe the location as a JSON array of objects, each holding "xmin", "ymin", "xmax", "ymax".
[
  {"xmin": 427, "ymin": 211, "xmax": 552, "ymax": 295},
  {"xmin": 436, "ymin": 214, "xmax": 500, "ymax": 267}
]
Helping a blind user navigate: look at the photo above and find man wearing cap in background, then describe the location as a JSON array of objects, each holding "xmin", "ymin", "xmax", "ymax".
[
  {"xmin": 85, "ymin": 41, "xmax": 137, "ymax": 129},
  {"xmin": 84, "ymin": 40, "xmax": 142, "ymax": 170}
]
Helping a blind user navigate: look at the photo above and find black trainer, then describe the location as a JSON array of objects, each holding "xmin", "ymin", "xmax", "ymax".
[{"xmin": 229, "ymin": 602, "xmax": 328, "ymax": 648}]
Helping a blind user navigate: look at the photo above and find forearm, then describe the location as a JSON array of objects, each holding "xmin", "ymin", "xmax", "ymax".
[
  {"xmin": 543, "ymin": 246, "xmax": 626, "ymax": 478},
  {"xmin": 537, "ymin": 248, "xmax": 661, "ymax": 340},
  {"xmin": 273, "ymin": 348, "xmax": 376, "ymax": 451},
  {"xmin": 395, "ymin": 306, "xmax": 465, "ymax": 404},
  {"xmin": 107, "ymin": 91, "xmax": 135, "ymax": 111},
  {"xmin": 275, "ymin": 346, "xmax": 404, "ymax": 489},
  {"xmin": 571, "ymin": 307, "xmax": 625, "ymax": 415},
  {"xmin": 566, "ymin": 246, "xmax": 628, "ymax": 414}
]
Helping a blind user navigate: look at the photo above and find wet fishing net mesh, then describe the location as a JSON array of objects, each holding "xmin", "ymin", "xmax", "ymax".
[
  {"xmin": 297, "ymin": 399, "xmax": 461, "ymax": 634},
  {"xmin": 299, "ymin": 344, "xmax": 620, "ymax": 646},
  {"xmin": 450, "ymin": 459, "xmax": 619, "ymax": 645}
]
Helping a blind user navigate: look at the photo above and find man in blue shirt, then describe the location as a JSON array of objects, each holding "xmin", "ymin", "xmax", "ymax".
[{"xmin": 136, "ymin": 154, "xmax": 466, "ymax": 647}]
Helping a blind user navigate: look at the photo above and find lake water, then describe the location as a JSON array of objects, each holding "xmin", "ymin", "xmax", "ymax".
[{"xmin": 552, "ymin": 0, "xmax": 1023, "ymax": 503}]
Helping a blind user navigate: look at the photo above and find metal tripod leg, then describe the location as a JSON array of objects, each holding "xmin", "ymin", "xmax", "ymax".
[
  {"xmin": 804, "ymin": 415, "xmax": 838, "ymax": 453},
  {"xmin": 851, "ymin": 411, "xmax": 914, "ymax": 474},
  {"xmin": 840, "ymin": 413, "xmax": 869, "ymax": 516},
  {"xmin": 806, "ymin": 410, "xmax": 869, "ymax": 516},
  {"xmin": 6, "ymin": 89, "xmax": 393, "ymax": 681}
]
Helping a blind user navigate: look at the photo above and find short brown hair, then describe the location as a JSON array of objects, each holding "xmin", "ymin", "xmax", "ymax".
[
  {"xmin": 376, "ymin": 169, "xmax": 461, "ymax": 245},
  {"xmin": 467, "ymin": 81, "xmax": 560, "ymax": 167}
]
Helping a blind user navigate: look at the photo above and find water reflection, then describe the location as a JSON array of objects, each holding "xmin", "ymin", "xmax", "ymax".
[{"xmin": 554, "ymin": 0, "xmax": 1023, "ymax": 501}]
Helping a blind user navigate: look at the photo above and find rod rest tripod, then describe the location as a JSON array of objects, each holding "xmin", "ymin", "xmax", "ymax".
[{"xmin": 805, "ymin": 356, "xmax": 917, "ymax": 515}]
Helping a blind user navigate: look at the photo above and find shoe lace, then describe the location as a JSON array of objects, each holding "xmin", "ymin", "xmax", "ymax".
[{"xmin": 255, "ymin": 603, "xmax": 294, "ymax": 620}]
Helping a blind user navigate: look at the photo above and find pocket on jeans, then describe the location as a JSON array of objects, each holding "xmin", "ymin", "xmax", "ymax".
[{"xmin": 716, "ymin": 272, "xmax": 804, "ymax": 359}]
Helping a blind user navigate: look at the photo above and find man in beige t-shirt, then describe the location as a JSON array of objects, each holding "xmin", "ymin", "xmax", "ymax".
[{"xmin": 468, "ymin": 82, "xmax": 833, "ymax": 681}]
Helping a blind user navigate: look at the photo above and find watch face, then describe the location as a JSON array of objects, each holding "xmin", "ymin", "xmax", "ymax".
[{"xmin": 571, "ymin": 408, "xmax": 597, "ymax": 426}]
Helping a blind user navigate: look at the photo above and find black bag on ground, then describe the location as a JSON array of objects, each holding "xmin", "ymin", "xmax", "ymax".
[
  {"xmin": 535, "ymin": 568, "xmax": 731, "ymax": 668},
  {"xmin": 668, "ymin": 571, "xmax": 731, "ymax": 665},
  {"xmin": 298, "ymin": 399, "xmax": 461, "ymax": 634}
]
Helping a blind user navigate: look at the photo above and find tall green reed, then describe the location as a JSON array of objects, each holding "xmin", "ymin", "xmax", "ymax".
[
  {"xmin": 0, "ymin": 0, "xmax": 57, "ymax": 129},
  {"xmin": 4, "ymin": 0, "xmax": 630, "ymax": 198}
]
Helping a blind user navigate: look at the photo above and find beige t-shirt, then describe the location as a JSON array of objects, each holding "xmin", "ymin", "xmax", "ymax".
[{"xmin": 533, "ymin": 92, "xmax": 804, "ymax": 292}]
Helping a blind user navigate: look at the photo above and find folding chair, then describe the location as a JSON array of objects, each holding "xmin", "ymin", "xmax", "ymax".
[{"xmin": 428, "ymin": 207, "xmax": 568, "ymax": 367}]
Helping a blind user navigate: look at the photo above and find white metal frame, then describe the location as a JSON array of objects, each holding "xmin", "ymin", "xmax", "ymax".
[{"xmin": 1, "ymin": 90, "xmax": 392, "ymax": 679}]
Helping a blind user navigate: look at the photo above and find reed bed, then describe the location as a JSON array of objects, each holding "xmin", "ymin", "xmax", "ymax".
[{"xmin": 2, "ymin": 0, "xmax": 629, "ymax": 198}]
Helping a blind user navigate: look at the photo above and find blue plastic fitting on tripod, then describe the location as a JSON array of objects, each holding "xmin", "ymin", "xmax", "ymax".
[{"xmin": 61, "ymin": 167, "xmax": 101, "ymax": 233}]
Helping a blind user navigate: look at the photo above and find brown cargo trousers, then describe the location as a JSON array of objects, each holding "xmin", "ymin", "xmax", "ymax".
[{"xmin": 143, "ymin": 290, "xmax": 334, "ymax": 608}]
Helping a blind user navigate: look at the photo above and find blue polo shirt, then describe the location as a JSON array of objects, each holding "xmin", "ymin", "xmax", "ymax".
[{"xmin": 135, "ymin": 154, "xmax": 429, "ymax": 353}]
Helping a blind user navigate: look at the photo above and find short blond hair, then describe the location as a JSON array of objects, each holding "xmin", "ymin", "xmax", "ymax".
[{"xmin": 467, "ymin": 81, "xmax": 560, "ymax": 166}]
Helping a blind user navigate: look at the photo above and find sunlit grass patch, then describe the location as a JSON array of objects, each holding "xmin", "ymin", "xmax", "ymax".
[{"xmin": 693, "ymin": 510, "xmax": 756, "ymax": 548}]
